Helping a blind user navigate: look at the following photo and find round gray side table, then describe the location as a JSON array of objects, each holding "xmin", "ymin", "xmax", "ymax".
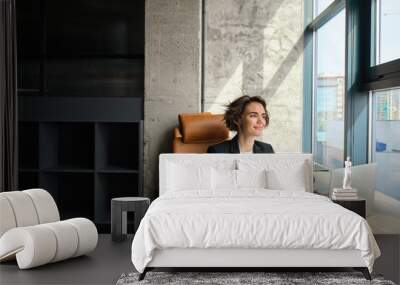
[{"xmin": 111, "ymin": 197, "xmax": 150, "ymax": 242}]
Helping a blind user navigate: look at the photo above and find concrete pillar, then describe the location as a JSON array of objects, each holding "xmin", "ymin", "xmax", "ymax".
[{"xmin": 144, "ymin": 0, "xmax": 202, "ymax": 198}]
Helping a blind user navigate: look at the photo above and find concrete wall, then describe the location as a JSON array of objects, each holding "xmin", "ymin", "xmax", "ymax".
[
  {"xmin": 144, "ymin": 0, "xmax": 304, "ymax": 198},
  {"xmin": 144, "ymin": 0, "xmax": 201, "ymax": 198},
  {"xmin": 204, "ymin": 0, "xmax": 304, "ymax": 152}
]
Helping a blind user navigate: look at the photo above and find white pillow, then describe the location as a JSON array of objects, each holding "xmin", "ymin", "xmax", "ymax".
[
  {"xmin": 167, "ymin": 162, "xmax": 212, "ymax": 191},
  {"xmin": 236, "ymin": 169, "xmax": 267, "ymax": 189},
  {"xmin": 266, "ymin": 162, "xmax": 307, "ymax": 191},
  {"xmin": 237, "ymin": 158, "xmax": 309, "ymax": 192},
  {"xmin": 212, "ymin": 168, "xmax": 237, "ymax": 190}
]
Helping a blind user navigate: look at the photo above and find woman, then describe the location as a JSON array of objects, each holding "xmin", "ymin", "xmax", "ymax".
[{"xmin": 207, "ymin": 95, "xmax": 274, "ymax": 153}]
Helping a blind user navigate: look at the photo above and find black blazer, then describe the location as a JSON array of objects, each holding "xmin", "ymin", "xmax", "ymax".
[{"xmin": 207, "ymin": 135, "xmax": 274, "ymax": 154}]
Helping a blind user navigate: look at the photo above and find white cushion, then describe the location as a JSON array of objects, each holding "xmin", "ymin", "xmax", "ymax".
[
  {"xmin": 0, "ymin": 219, "xmax": 98, "ymax": 269},
  {"xmin": 0, "ymin": 226, "xmax": 57, "ymax": 269},
  {"xmin": 160, "ymin": 155, "xmax": 236, "ymax": 195},
  {"xmin": 267, "ymin": 164, "xmax": 307, "ymax": 191},
  {"xmin": 1, "ymin": 191, "xmax": 39, "ymax": 227},
  {"xmin": 238, "ymin": 158, "xmax": 309, "ymax": 192},
  {"xmin": 65, "ymin": 218, "xmax": 98, "ymax": 257},
  {"xmin": 212, "ymin": 168, "xmax": 237, "ymax": 190},
  {"xmin": 23, "ymin": 189, "xmax": 60, "ymax": 224},
  {"xmin": 0, "ymin": 196, "xmax": 17, "ymax": 237},
  {"xmin": 159, "ymin": 154, "xmax": 313, "ymax": 195},
  {"xmin": 167, "ymin": 162, "xmax": 212, "ymax": 191},
  {"xmin": 212, "ymin": 168, "xmax": 268, "ymax": 191},
  {"xmin": 42, "ymin": 221, "xmax": 79, "ymax": 262},
  {"xmin": 237, "ymin": 169, "xmax": 268, "ymax": 189}
]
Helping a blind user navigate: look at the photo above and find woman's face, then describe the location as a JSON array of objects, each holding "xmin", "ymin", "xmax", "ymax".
[{"xmin": 239, "ymin": 102, "xmax": 267, "ymax": 137}]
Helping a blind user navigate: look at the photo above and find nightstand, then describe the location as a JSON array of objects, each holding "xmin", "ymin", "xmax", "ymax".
[
  {"xmin": 111, "ymin": 197, "xmax": 150, "ymax": 242},
  {"xmin": 332, "ymin": 199, "xmax": 366, "ymax": 218}
]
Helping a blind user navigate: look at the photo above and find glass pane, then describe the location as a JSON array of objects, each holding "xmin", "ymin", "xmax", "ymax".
[
  {"xmin": 313, "ymin": 10, "xmax": 346, "ymax": 169},
  {"xmin": 370, "ymin": 88, "xmax": 400, "ymax": 233},
  {"xmin": 314, "ymin": 0, "xmax": 336, "ymax": 18},
  {"xmin": 377, "ymin": 0, "xmax": 400, "ymax": 64}
]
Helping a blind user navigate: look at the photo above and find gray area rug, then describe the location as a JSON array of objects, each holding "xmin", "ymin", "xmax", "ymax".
[{"xmin": 116, "ymin": 271, "xmax": 396, "ymax": 285}]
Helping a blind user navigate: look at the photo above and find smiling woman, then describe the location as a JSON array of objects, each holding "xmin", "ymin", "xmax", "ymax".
[{"xmin": 207, "ymin": 95, "xmax": 274, "ymax": 154}]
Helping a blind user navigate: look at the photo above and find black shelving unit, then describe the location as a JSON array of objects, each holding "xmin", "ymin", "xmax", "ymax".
[
  {"xmin": 19, "ymin": 122, "xmax": 39, "ymax": 170},
  {"xmin": 40, "ymin": 172, "xmax": 95, "ymax": 220},
  {"xmin": 18, "ymin": 100, "xmax": 144, "ymax": 232},
  {"xmin": 95, "ymin": 173, "xmax": 139, "ymax": 223},
  {"xmin": 40, "ymin": 122, "xmax": 95, "ymax": 171},
  {"xmin": 16, "ymin": 0, "xmax": 144, "ymax": 233}
]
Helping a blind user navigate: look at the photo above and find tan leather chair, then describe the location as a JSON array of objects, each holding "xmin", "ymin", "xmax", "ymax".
[{"xmin": 173, "ymin": 112, "xmax": 230, "ymax": 153}]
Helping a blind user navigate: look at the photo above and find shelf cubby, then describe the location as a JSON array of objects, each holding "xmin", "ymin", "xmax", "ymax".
[
  {"xmin": 17, "ymin": 58, "xmax": 41, "ymax": 94},
  {"xmin": 95, "ymin": 173, "xmax": 138, "ymax": 224},
  {"xmin": 40, "ymin": 173, "xmax": 94, "ymax": 220},
  {"xmin": 40, "ymin": 122, "xmax": 94, "ymax": 171},
  {"xmin": 96, "ymin": 123, "xmax": 139, "ymax": 171},
  {"xmin": 18, "ymin": 122, "xmax": 39, "ymax": 170}
]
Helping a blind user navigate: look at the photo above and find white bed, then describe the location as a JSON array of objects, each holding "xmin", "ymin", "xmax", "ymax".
[{"xmin": 131, "ymin": 154, "xmax": 380, "ymax": 280}]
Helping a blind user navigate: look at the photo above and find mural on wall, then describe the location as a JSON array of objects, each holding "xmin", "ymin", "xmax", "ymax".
[{"xmin": 203, "ymin": 0, "xmax": 304, "ymax": 153}]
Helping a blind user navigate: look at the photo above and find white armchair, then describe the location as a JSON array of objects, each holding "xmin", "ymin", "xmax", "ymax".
[{"xmin": 0, "ymin": 189, "xmax": 98, "ymax": 269}]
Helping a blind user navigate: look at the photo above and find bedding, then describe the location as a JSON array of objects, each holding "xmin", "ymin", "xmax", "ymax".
[
  {"xmin": 167, "ymin": 163, "xmax": 212, "ymax": 191},
  {"xmin": 236, "ymin": 169, "xmax": 268, "ymax": 189},
  {"xmin": 212, "ymin": 169, "xmax": 237, "ymax": 190},
  {"xmin": 131, "ymin": 190, "xmax": 380, "ymax": 273},
  {"xmin": 237, "ymin": 158, "xmax": 310, "ymax": 191}
]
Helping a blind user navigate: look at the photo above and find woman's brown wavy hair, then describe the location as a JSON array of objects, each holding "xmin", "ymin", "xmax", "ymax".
[{"xmin": 224, "ymin": 95, "xmax": 269, "ymax": 132}]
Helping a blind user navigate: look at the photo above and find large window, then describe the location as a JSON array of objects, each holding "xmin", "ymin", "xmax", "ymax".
[
  {"xmin": 371, "ymin": 88, "xmax": 400, "ymax": 201},
  {"xmin": 313, "ymin": 7, "xmax": 346, "ymax": 169},
  {"xmin": 314, "ymin": 0, "xmax": 335, "ymax": 17},
  {"xmin": 376, "ymin": 0, "xmax": 400, "ymax": 65},
  {"xmin": 368, "ymin": 0, "xmax": 400, "ymax": 234},
  {"xmin": 306, "ymin": 0, "xmax": 400, "ymax": 233},
  {"xmin": 314, "ymin": 0, "xmax": 336, "ymax": 17}
]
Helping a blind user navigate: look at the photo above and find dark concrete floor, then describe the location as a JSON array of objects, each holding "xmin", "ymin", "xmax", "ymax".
[
  {"xmin": 0, "ymin": 234, "xmax": 134, "ymax": 285},
  {"xmin": 374, "ymin": 234, "xmax": 400, "ymax": 284},
  {"xmin": 1, "ymin": 234, "xmax": 399, "ymax": 285}
]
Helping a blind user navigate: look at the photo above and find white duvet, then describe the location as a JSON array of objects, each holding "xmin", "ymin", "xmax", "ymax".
[{"xmin": 131, "ymin": 190, "xmax": 380, "ymax": 273}]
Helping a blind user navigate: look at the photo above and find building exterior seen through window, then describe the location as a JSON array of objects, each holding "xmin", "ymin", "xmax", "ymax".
[
  {"xmin": 368, "ymin": 0, "xmax": 400, "ymax": 233},
  {"xmin": 313, "ymin": 9, "xmax": 345, "ymax": 169},
  {"xmin": 377, "ymin": 0, "xmax": 400, "ymax": 64},
  {"xmin": 372, "ymin": 88, "xmax": 400, "ymax": 201}
]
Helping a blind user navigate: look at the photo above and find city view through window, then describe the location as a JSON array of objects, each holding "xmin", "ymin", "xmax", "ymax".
[
  {"xmin": 314, "ymin": 9, "xmax": 345, "ymax": 169},
  {"xmin": 372, "ymin": 0, "xmax": 400, "ymax": 203},
  {"xmin": 311, "ymin": 0, "xmax": 400, "ymax": 234},
  {"xmin": 372, "ymin": 88, "xmax": 400, "ymax": 201}
]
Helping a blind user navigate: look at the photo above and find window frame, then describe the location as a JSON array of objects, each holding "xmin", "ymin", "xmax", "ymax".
[
  {"xmin": 305, "ymin": 0, "xmax": 400, "ymax": 166},
  {"xmin": 304, "ymin": 0, "xmax": 372, "ymax": 166},
  {"xmin": 304, "ymin": 0, "xmax": 348, "ymax": 163},
  {"xmin": 363, "ymin": 0, "xmax": 400, "ymax": 91}
]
